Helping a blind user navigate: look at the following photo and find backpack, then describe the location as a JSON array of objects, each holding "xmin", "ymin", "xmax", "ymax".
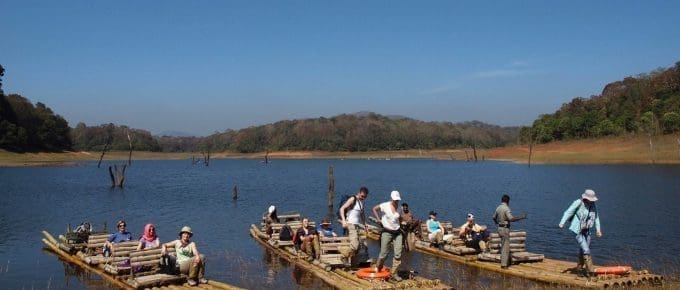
[
  {"xmin": 279, "ymin": 224, "xmax": 294, "ymax": 241},
  {"xmin": 337, "ymin": 194, "xmax": 358, "ymax": 220}
]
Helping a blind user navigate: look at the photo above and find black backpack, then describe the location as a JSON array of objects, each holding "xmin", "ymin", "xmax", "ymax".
[
  {"xmin": 279, "ymin": 224, "xmax": 294, "ymax": 241},
  {"xmin": 337, "ymin": 194, "xmax": 358, "ymax": 220}
]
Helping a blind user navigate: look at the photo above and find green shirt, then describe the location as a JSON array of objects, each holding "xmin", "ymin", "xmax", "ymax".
[{"xmin": 175, "ymin": 240, "xmax": 195, "ymax": 263}]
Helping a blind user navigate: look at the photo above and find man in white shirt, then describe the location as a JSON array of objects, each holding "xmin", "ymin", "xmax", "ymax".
[
  {"xmin": 372, "ymin": 190, "xmax": 404, "ymax": 282},
  {"xmin": 340, "ymin": 186, "xmax": 370, "ymax": 266}
]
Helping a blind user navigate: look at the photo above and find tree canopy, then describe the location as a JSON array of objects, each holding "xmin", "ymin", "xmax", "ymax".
[{"xmin": 522, "ymin": 61, "xmax": 680, "ymax": 143}]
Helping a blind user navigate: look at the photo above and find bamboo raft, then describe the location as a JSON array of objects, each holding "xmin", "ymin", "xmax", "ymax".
[
  {"xmin": 363, "ymin": 222, "xmax": 664, "ymax": 289},
  {"xmin": 250, "ymin": 218, "xmax": 451, "ymax": 290},
  {"xmin": 41, "ymin": 230, "xmax": 245, "ymax": 290}
]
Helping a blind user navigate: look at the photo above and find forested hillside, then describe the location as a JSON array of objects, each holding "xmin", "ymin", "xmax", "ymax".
[
  {"xmin": 0, "ymin": 65, "xmax": 72, "ymax": 152},
  {"xmin": 70, "ymin": 123, "xmax": 161, "ymax": 152},
  {"xmin": 200, "ymin": 113, "xmax": 519, "ymax": 153},
  {"xmin": 523, "ymin": 61, "xmax": 680, "ymax": 143}
]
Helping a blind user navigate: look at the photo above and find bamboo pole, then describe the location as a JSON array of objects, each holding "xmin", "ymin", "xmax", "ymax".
[
  {"xmin": 249, "ymin": 226, "xmax": 363, "ymax": 290},
  {"xmin": 327, "ymin": 166, "xmax": 334, "ymax": 220},
  {"xmin": 41, "ymin": 237, "xmax": 134, "ymax": 290}
]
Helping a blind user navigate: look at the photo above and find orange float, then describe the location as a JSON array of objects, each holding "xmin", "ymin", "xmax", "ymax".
[
  {"xmin": 594, "ymin": 266, "xmax": 632, "ymax": 275},
  {"xmin": 356, "ymin": 266, "xmax": 391, "ymax": 280}
]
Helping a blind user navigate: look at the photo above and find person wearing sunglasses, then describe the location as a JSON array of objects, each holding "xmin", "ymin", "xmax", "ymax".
[{"xmin": 103, "ymin": 220, "xmax": 133, "ymax": 257}]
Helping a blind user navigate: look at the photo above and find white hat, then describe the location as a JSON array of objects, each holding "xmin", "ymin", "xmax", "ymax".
[
  {"xmin": 268, "ymin": 205, "xmax": 276, "ymax": 214},
  {"xmin": 581, "ymin": 189, "xmax": 598, "ymax": 202},
  {"xmin": 467, "ymin": 213, "xmax": 475, "ymax": 220},
  {"xmin": 390, "ymin": 190, "xmax": 401, "ymax": 201}
]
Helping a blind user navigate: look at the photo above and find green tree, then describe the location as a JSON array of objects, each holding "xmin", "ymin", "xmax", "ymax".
[{"xmin": 661, "ymin": 112, "xmax": 680, "ymax": 133}]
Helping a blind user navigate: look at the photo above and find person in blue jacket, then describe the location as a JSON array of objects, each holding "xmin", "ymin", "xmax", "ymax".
[{"xmin": 559, "ymin": 189, "xmax": 602, "ymax": 277}]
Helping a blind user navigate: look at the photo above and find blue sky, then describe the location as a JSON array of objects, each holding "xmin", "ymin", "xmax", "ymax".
[{"xmin": 2, "ymin": 1, "xmax": 679, "ymax": 136}]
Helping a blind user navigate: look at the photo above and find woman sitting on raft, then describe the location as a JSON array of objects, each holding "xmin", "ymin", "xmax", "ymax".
[
  {"xmin": 161, "ymin": 226, "xmax": 207, "ymax": 286},
  {"xmin": 137, "ymin": 223, "xmax": 160, "ymax": 250}
]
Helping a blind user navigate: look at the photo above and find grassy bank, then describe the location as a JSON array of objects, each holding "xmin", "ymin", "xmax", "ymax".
[
  {"xmin": 486, "ymin": 133, "xmax": 680, "ymax": 165},
  {"xmin": 1, "ymin": 134, "xmax": 679, "ymax": 167}
]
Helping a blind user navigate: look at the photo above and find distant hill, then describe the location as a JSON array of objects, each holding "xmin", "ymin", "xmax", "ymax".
[
  {"xmin": 524, "ymin": 61, "xmax": 680, "ymax": 143},
  {"xmin": 199, "ymin": 112, "xmax": 519, "ymax": 153}
]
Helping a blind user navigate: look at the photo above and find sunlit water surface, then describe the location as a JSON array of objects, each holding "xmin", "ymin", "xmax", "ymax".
[{"xmin": 0, "ymin": 159, "xmax": 678, "ymax": 289}]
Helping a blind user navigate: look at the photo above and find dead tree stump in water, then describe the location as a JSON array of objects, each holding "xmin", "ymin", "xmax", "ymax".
[
  {"xmin": 108, "ymin": 165, "xmax": 127, "ymax": 188},
  {"xmin": 327, "ymin": 166, "xmax": 335, "ymax": 220},
  {"xmin": 202, "ymin": 151, "xmax": 210, "ymax": 166}
]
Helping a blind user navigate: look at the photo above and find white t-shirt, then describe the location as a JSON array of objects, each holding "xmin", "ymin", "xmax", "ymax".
[
  {"xmin": 379, "ymin": 202, "xmax": 401, "ymax": 231},
  {"xmin": 347, "ymin": 197, "xmax": 364, "ymax": 225}
]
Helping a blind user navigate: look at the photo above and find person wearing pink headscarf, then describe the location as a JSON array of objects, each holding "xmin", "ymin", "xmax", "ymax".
[{"xmin": 136, "ymin": 223, "xmax": 160, "ymax": 250}]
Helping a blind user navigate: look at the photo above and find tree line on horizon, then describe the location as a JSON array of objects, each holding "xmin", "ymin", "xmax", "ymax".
[
  {"xmin": 2, "ymin": 61, "xmax": 679, "ymax": 153},
  {"xmin": 521, "ymin": 61, "xmax": 680, "ymax": 143}
]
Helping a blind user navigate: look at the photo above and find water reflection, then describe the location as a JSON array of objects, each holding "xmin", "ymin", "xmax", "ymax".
[{"xmin": 44, "ymin": 250, "xmax": 115, "ymax": 290}]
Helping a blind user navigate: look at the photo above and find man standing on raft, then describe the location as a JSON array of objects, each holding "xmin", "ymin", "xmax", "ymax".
[
  {"xmin": 372, "ymin": 190, "xmax": 404, "ymax": 282},
  {"xmin": 493, "ymin": 194, "xmax": 527, "ymax": 269},
  {"xmin": 340, "ymin": 186, "xmax": 370, "ymax": 266}
]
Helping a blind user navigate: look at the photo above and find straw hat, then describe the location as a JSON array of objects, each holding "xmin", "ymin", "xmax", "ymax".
[
  {"xmin": 581, "ymin": 189, "xmax": 598, "ymax": 202},
  {"xmin": 179, "ymin": 226, "xmax": 193, "ymax": 237}
]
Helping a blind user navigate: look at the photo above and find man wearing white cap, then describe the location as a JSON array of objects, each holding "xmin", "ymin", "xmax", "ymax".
[
  {"xmin": 559, "ymin": 189, "xmax": 602, "ymax": 278},
  {"xmin": 372, "ymin": 190, "xmax": 404, "ymax": 282},
  {"xmin": 458, "ymin": 213, "xmax": 490, "ymax": 252}
]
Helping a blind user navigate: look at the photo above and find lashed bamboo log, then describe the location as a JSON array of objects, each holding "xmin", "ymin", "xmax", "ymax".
[{"xmin": 41, "ymin": 238, "xmax": 133, "ymax": 290}]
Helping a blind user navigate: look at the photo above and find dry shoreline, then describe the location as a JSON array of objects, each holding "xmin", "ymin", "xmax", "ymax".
[{"xmin": 2, "ymin": 134, "xmax": 679, "ymax": 167}]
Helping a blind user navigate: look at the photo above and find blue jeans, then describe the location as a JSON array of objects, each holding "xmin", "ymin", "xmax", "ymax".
[{"xmin": 576, "ymin": 231, "xmax": 592, "ymax": 256}]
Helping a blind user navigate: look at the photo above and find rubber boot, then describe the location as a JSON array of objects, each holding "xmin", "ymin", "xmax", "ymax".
[
  {"xmin": 583, "ymin": 255, "xmax": 594, "ymax": 279},
  {"xmin": 390, "ymin": 258, "xmax": 402, "ymax": 282},
  {"xmin": 576, "ymin": 254, "xmax": 585, "ymax": 276},
  {"xmin": 375, "ymin": 258, "xmax": 384, "ymax": 272}
]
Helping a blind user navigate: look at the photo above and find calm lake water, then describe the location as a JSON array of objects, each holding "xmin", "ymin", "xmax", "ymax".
[{"xmin": 0, "ymin": 159, "xmax": 678, "ymax": 289}]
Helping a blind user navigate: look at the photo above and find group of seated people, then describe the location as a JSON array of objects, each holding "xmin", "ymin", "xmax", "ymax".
[
  {"xmin": 101, "ymin": 220, "xmax": 208, "ymax": 286},
  {"xmin": 426, "ymin": 211, "xmax": 490, "ymax": 252},
  {"xmin": 263, "ymin": 205, "xmax": 339, "ymax": 260}
]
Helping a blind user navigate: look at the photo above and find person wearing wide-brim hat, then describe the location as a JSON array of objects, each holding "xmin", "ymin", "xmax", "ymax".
[
  {"xmin": 317, "ymin": 217, "xmax": 338, "ymax": 238},
  {"xmin": 559, "ymin": 189, "xmax": 602, "ymax": 278},
  {"xmin": 161, "ymin": 226, "xmax": 207, "ymax": 286}
]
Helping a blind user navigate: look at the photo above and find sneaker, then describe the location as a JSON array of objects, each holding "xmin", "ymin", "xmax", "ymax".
[
  {"xmin": 187, "ymin": 279, "xmax": 197, "ymax": 286},
  {"xmin": 199, "ymin": 278, "xmax": 208, "ymax": 284}
]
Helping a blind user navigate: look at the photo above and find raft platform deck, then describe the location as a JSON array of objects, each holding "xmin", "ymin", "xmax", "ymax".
[
  {"xmin": 250, "ymin": 222, "xmax": 451, "ymax": 290},
  {"xmin": 42, "ymin": 230, "xmax": 244, "ymax": 290},
  {"xmin": 364, "ymin": 224, "xmax": 664, "ymax": 289}
]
